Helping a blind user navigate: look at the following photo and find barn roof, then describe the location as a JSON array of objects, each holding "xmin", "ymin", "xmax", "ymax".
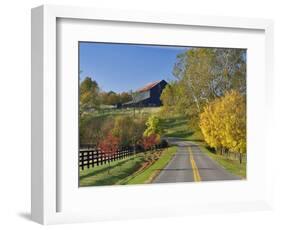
[{"xmin": 136, "ymin": 80, "xmax": 162, "ymax": 93}]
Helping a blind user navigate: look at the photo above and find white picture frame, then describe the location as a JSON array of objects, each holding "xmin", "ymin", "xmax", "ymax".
[{"xmin": 31, "ymin": 4, "xmax": 274, "ymax": 225}]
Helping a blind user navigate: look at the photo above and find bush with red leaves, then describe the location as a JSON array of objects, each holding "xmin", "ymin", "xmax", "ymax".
[
  {"xmin": 141, "ymin": 134, "xmax": 160, "ymax": 151},
  {"xmin": 98, "ymin": 133, "xmax": 120, "ymax": 156}
]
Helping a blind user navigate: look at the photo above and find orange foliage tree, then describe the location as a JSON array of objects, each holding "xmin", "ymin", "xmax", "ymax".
[
  {"xmin": 98, "ymin": 133, "xmax": 120, "ymax": 174},
  {"xmin": 141, "ymin": 134, "xmax": 160, "ymax": 160}
]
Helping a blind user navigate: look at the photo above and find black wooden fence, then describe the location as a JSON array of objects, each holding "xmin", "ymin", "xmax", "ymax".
[
  {"xmin": 80, "ymin": 143, "xmax": 97, "ymax": 150},
  {"xmin": 79, "ymin": 146, "xmax": 135, "ymax": 170},
  {"xmin": 79, "ymin": 142, "xmax": 167, "ymax": 170}
]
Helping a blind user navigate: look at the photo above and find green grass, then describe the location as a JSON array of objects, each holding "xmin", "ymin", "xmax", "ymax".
[
  {"xmin": 199, "ymin": 145, "xmax": 246, "ymax": 179},
  {"xmin": 79, "ymin": 154, "xmax": 146, "ymax": 186},
  {"xmin": 92, "ymin": 107, "xmax": 161, "ymax": 118},
  {"xmin": 157, "ymin": 112, "xmax": 246, "ymax": 179},
  {"xmin": 159, "ymin": 115, "xmax": 203, "ymax": 141},
  {"xmin": 119, "ymin": 146, "xmax": 178, "ymax": 185},
  {"xmin": 79, "ymin": 146, "xmax": 177, "ymax": 186},
  {"xmin": 86, "ymin": 107, "xmax": 203, "ymax": 141}
]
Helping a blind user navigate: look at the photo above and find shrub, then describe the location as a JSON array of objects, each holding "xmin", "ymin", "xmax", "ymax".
[{"xmin": 160, "ymin": 139, "xmax": 169, "ymax": 148}]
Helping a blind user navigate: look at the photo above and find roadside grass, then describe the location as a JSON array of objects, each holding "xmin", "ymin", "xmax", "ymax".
[
  {"xmin": 119, "ymin": 146, "xmax": 178, "ymax": 185},
  {"xmin": 199, "ymin": 145, "xmax": 246, "ymax": 179},
  {"xmin": 158, "ymin": 112, "xmax": 246, "ymax": 179},
  {"xmin": 79, "ymin": 154, "xmax": 146, "ymax": 186}
]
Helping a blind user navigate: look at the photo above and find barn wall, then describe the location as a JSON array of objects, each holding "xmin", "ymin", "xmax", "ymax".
[
  {"xmin": 122, "ymin": 80, "xmax": 168, "ymax": 108},
  {"xmin": 142, "ymin": 80, "xmax": 167, "ymax": 106},
  {"xmin": 148, "ymin": 80, "xmax": 168, "ymax": 106}
]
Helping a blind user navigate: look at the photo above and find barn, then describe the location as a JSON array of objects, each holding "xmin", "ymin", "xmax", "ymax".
[{"xmin": 122, "ymin": 80, "xmax": 168, "ymax": 108}]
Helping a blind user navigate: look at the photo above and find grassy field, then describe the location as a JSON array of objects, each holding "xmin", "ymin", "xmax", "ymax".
[
  {"xmin": 118, "ymin": 146, "xmax": 178, "ymax": 185},
  {"xmin": 199, "ymin": 145, "xmax": 246, "ymax": 178},
  {"xmin": 92, "ymin": 107, "xmax": 162, "ymax": 118},
  {"xmin": 79, "ymin": 155, "xmax": 146, "ymax": 186},
  {"xmin": 159, "ymin": 114, "xmax": 203, "ymax": 141}
]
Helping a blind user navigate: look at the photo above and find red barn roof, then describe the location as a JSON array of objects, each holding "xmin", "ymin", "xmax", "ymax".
[{"xmin": 136, "ymin": 80, "xmax": 161, "ymax": 93}]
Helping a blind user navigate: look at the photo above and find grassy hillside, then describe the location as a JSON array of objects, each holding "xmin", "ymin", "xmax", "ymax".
[
  {"xmin": 159, "ymin": 115, "xmax": 203, "ymax": 141},
  {"xmin": 91, "ymin": 107, "xmax": 162, "ymax": 118},
  {"xmin": 84, "ymin": 107, "xmax": 202, "ymax": 142}
]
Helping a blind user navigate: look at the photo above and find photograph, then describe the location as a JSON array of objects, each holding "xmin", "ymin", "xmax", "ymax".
[{"xmin": 78, "ymin": 42, "xmax": 247, "ymax": 187}]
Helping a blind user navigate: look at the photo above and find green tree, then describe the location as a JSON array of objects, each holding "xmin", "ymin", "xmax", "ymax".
[
  {"xmin": 80, "ymin": 77, "xmax": 100, "ymax": 114},
  {"xmin": 161, "ymin": 47, "xmax": 246, "ymax": 129},
  {"xmin": 79, "ymin": 115, "xmax": 108, "ymax": 146},
  {"xmin": 100, "ymin": 91, "xmax": 132, "ymax": 106},
  {"xmin": 112, "ymin": 116, "xmax": 146, "ymax": 146},
  {"xmin": 112, "ymin": 116, "xmax": 135, "ymax": 146},
  {"xmin": 119, "ymin": 92, "xmax": 132, "ymax": 104},
  {"xmin": 161, "ymin": 81, "xmax": 195, "ymax": 116}
]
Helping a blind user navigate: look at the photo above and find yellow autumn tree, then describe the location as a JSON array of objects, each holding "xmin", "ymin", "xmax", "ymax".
[
  {"xmin": 199, "ymin": 100, "xmax": 223, "ymax": 153},
  {"xmin": 199, "ymin": 90, "xmax": 246, "ymax": 163},
  {"xmin": 143, "ymin": 115, "xmax": 162, "ymax": 144}
]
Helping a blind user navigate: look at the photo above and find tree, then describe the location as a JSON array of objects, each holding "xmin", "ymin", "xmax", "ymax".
[
  {"xmin": 79, "ymin": 115, "xmax": 114, "ymax": 146},
  {"xmin": 112, "ymin": 116, "xmax": 146, "ymax": 152},
  {"xmin": 143, "ymin": 115, "xmax": 163, "ymax": 138},
  {"xmin": 162, "ymin": 48, "xmax": 246, "ymax": 128},
  {"xmin": 199, "ymin": 90, "xmax": 246, "ymax": 163},
  {"xmin": 100, "ymin": 91, "xmax": 132, "ymax": 106},
  {"xmin": 219, "ymin": 90, "xmax": 246, "ymax": 163},
  {"xmin": 98, "ymin": 133, "xmax": 120, "ymax": 174},
  {"xmin": 199, "ymin": 100, "xmax": 224, "ymax": 153},
  {"xmin": 142, "ymin": 134, "xmax": 159, "ymax": 150},
  {"xmin": 119, "ymin": 92, "xmax": 132, "ymax": 104},
  {"xmin": 142, "ymin": 115, "xmax": 162, "ymax": 159},
  {"xmin": 106, "ymin": 91, "xmax": 119, "ymax": 105},
  {"xmin": 160, "ymin": 81, "xmax": 195, "ymax": 116},
  {"xmin": 174, "ymin": 48, "xmax": 246, "ymax": 100},
  {"xmin": 112, "ymin": 116, "xmax": 135, "ymax": 146},
  {"xmin": 80, "ymin": 77, "xmax": 100, "ymax": 114},
  {"xmin": 79, "ymin": 115, "xmax": 102, "ymax": 146},
  {"xmin": 160, "ymin": 83, "xmax": 176, "ymax": 110},
  {"xmin": 141, "ymin": 134, "xmax": 160, "ymax": 160}
]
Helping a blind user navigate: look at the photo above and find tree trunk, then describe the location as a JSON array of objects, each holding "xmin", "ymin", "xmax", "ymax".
[
  {"xmin": 215, "ymin": 147, "xmax": 219, "ymax": 154},
  {"xmin": 239, "ymin": 153, "xmax": 242, "ymax": 164}
]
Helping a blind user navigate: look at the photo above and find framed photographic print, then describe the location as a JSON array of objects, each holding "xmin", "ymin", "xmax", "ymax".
[{"xmin": 31, "ymin": 5, "xmax": 274, "ymax": 224}]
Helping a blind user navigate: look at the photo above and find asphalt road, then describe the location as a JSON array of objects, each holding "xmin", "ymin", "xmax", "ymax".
[{"xmin": 153, "ymin": 138, "xmax": 240, "ymax": 183}]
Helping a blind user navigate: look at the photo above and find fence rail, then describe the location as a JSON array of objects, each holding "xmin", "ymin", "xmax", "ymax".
[
  {"xmin": 79, "ymin": 144, "xmax": 166, "ymax": 170},
  {"xmin": 79, "ymin": 143, "xmax": 97, "ymax": 149}
]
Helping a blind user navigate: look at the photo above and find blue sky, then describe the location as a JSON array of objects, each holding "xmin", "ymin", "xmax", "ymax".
[{"xmin": 79, "ymin": 42, "xmax": 187, "ymax": 93}]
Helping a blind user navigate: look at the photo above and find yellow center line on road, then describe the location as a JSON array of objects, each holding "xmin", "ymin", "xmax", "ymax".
[{"xmin": 188, "ymin": 147, "xmax": 201, "ymax": 182}]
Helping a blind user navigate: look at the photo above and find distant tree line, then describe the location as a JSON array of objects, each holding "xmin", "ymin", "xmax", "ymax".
[
  {"xmin": 79, "ymin": 76, "xmax": 132, "ymax": 115},
  {"xmin": 100, "ymin": 91, "xmax": 132, "ymax": 106}
]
